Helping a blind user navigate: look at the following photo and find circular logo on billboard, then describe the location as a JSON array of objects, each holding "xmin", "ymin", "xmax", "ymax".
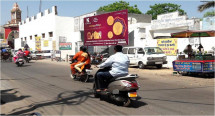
[
  {"xmin": 107, "ymin": 16, "xmax": 114, "ymax": 26},
  {"xmin": 108, "ymin": 31, "xmax": 113, "ymax": 39},
  {"xmin": 113, "ymin": 22, "xmax": 123, "ymax": 36}
]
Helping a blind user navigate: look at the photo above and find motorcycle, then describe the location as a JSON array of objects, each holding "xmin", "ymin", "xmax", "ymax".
[
  {"xmin": 24, "ymin": 55, "xmax": 31, "ymax": 63},
  {"xmin": 16, "ymin": 58, "xmax": 24, "ymax": 67},
  {"xmin": 70, "ymin": 58, "xmax": 93, "ymax": 82},
  {"xmin": 93, "ymin": 67, "xmax": 140, "ymax": 107}
]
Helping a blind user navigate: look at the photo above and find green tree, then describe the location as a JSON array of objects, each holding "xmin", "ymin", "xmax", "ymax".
[
  {"xmin": 198, "ymin": 1, "xmax": 214, "ymax": 12},
  {"xmin": 203, "ymin": 10, "xmax": 215, "ymax": 17},
  {"xmin": 98, "ymin": 1, "xmax": 142, "ymax": 14},
  {"xmin": 146, "ymin": 3, "xmax": 187, "ymax": 20}
]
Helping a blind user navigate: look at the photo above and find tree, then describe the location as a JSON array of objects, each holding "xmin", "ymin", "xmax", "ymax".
[
  {"xmin": 198, "ymin": 1, "xmax": 214, "ymax": 12},
  {"xmin": 203, "ymin": 10, "xmax": 215, "ymax": 17},
  {"xmin": 97, "ymin": 1, "xmax": 142, "ymax": 14},
  {"xmin": 146, "ymin": 3, "xmax": 187, "ymax": 20}
]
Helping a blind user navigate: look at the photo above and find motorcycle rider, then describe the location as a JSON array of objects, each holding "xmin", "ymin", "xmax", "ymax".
[
  {"xmin": 95, "ymin": 45, "xmax": 130, "ymax": 92},
  {"xmin": 74, "ymin": 47, "xmax": 91, "ymax": 75},
  {"xmin": 70, "ymin": 46, "xmax": 85, "ymax": 78},
  {"xmin": 24, "ymin": 48, "xmax": 31, "ymax": 61},
  {"xmin": 13, "ymin": 48, "xmax": 24, "ymax": 63}
]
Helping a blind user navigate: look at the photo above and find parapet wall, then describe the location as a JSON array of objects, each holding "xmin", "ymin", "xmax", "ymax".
[{"xmin": 19, "ymin": 6, "xmax": 57, "ymax": 25}]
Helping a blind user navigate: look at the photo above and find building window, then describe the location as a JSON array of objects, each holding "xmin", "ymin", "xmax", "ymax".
[
  {"xmin": 49, "ymin": 32, "xmax": 53, "ymax": 37},
  {"xmin": 24, "ymin": 37, "xmax": 27, "ymax": 41},
  {"xmin": 42, "ymin": 33, "xmax": 45, "ymax": 38},
  {"xmin": 30, "ymin": 36, "xmax": 32, "ymax": 40}
]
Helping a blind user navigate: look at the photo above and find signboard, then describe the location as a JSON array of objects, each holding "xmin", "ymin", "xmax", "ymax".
[
  {"xmin": 173, "ymin": 61, "xmax": 202, "ymax": 72},
  {"xmin": 173, "ymin": 61, "xmax": 215, "ymax": 72},
  {"xmin": 35, "ymin": 37, "xmax": 41, "ymax": 51},
  {"xmin": 59, "ymin": 42, "xmax": 72, "ymax": 50},
  {"xmin": 84, "ymin": 10, "xmax": 128, "ymax": 46},
  {"xmin": 203, "ymin": 62, "xmax": 215, "ymax": 72},
  {"xmin": 151, "ymin": 11, "xmax": 200, "ymax": 30},
  {"xmin": 43, "ymin": 40, "xmax": 49, "ymax": 47},
  {"xmin": 157, "ymin": 38, "xmax": 178, "ymax": 56},
  {"xmin": 52, "ymin": 41, "xmax": 56, "ymax": 50}
]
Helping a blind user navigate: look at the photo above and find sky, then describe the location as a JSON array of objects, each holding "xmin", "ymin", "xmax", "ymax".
[{"xmin": 0, "ymin": 0, "xmax": 214, "ymax": 25}]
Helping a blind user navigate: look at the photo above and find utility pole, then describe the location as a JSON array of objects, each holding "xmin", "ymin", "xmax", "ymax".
[
  {"xmin": 27, "ymin": 6, "xmax": 29, "ymax": 18},
  {"xmin": 39, "ymin": 0, "xmax": 42, "ymax": 12}
]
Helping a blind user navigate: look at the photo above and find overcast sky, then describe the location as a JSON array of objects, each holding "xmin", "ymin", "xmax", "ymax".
[{"xmin": 1, "ymin": 0, "xmax": 213, "ymax": 25}]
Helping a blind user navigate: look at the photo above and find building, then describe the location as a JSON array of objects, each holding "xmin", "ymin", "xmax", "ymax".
[
  {"xmin": 15, "ymin": 6, "xmax": 75, "ymax": 58},
  {"xmin": 3, "ymin": 2, "xmax": 21, "ymax": 48},
  {"xmin": 202, "ymin": 16, "xmax": 215, "ymax": 30}
]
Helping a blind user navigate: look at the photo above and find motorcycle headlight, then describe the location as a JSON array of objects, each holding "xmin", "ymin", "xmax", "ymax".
[{"xmin": 147, "ymin": 57, "xmax": 153, "ymax": 60}]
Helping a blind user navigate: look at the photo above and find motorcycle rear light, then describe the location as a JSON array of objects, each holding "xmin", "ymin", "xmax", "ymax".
[{"xmin": 122, "ymin": 81, "xmax": 138, "ymax": 88}]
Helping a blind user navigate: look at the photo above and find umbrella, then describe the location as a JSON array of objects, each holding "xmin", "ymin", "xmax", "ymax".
[{"xmin": 171, "ymin": 30, "xmax": 215, "ymax": 44}]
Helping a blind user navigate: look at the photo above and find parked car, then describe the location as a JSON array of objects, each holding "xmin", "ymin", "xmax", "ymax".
[{"xmin": 123, "ymin": 47, "xmax": 167, "ymax": 69}]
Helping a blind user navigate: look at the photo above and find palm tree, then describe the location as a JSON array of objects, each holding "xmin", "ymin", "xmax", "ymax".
[{"xmin": 198, "ymin": 1, "xmax": 215, "ymax": 12}]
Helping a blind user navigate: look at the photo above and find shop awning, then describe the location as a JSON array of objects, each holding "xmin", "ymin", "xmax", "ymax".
[{"xmin": 171, "ymin": 30, "xmax": 215, "ymax": 38}]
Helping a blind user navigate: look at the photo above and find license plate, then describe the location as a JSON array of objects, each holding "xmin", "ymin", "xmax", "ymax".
[
  {"xmin": 155, "ymin": 62, "xmax": 163, "ymax": 64},
  {"xmin": 128, "ymin": 92, "xmax": 137, "ymax": 97}
]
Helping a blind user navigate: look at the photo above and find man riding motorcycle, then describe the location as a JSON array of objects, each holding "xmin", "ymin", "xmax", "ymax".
[
  {"xmin": 95, "ymin": 45, "xmax": 130, "ymax": 92},
  {"xmin": 24, "ymin": 48, "xmax": 31, "ymax": 61}
]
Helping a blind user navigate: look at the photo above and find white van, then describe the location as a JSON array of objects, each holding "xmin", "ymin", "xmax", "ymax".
[{"xmin": 123, "ymin": 47, "xmax": 167, "ymax": 69}]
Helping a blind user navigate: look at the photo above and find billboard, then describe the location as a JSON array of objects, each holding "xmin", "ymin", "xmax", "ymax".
[
  {"xmin": 43, "ymin": 40, "xmax": 49, "ymax": 47},
  {"xmin": 157, "ymin": 38, "xmax": 178, "ymax": 56},
  {"xmin": 59, "ymin": 42, "xmax": 72, "ymax": 50},
  {"xmin": 35, "ymin": 37, "xmax": 41, "ymax": 51},
  {"xmin": 84, "ymin": 10, "xmax": 128, "ymax": 46}
]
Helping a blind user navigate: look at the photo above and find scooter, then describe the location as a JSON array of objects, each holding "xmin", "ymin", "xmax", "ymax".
[
  {"xmin": 70, "ymin": 59, "xmax": 93, "ymax": 82},
  {"xmin": 16, "ymin": 58, "xmax": 24, "ymax": 67},
  {"xmin": 24, "ymin": 55, "xmax": 31, "ymax": 63},
  {"xmin": 93, "ymin": 67, "xmax": 140, "ymax": 107}
]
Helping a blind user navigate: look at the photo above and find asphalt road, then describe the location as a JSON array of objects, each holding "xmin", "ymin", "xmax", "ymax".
[{"xmin": 1, "ymin": 61, "xmax": 214, "ymax": 115}]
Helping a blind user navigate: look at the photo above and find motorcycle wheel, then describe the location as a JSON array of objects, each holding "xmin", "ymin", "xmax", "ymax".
[
  {"xmin": 122, "ymin": 97, "xmax": 131, "ymax": 107},
  {"xmin": 93, "ymin": 83, "xmax": 100, "ymax": 98}
]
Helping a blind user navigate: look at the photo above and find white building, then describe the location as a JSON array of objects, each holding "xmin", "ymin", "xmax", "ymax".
[{"xmin": 15, "ymin": 6, "xmax": 76, "ymax": 58}]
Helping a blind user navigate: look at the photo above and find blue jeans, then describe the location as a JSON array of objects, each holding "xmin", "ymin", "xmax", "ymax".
[{"xmin": 95, "ymin": 69, "xmax": 113, "ymax": 89}]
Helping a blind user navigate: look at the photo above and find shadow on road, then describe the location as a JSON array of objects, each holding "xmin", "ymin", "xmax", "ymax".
[
  {"xmin": 8, "ymin": 90, "xmax": 92, "ymax": 115},
  {"xmin": 20, "ymin": 65, "xmax": 31, "ymax": 67},
  {"xmin": 1, "ymin": 89, "xmax": 31, "ymax": 105},
  {"xmin": 141, "ymin": 97, "xmax": 214, "ymax": 106}
]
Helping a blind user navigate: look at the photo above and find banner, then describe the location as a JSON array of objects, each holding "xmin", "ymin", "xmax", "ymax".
[
  {"xmin": 43, "ymin": 40, "xmax": 49, "ymax": 47},
  {"xmin": 35, "ymin": 37, "xmax": 41, "ymax": 51},
  {"xmin": 157, "ymin": 38, "xmax": 177, "ymax": 56},
  {"xmin": 59, "ymin": 42, "xmax": 72, "ymax": 50},
  {"xmin": 84, "ymin": 10, "xmax": 128, "ymax": 46},
  {"xmin": 52, "ymin": 41, "xmax": 56, "ymax": 50}
]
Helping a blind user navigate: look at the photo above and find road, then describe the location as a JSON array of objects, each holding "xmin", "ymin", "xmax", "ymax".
[{"xmin": 1, "ymin": 60, "xmax": 214, "ymax": 115}]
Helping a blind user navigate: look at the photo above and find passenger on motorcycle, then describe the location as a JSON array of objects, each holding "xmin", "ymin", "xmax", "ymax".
[
  {"xmin": 95, "ymin": 45, "xmax": 130, "ymax": 92},
  {"xmin": 74, "ymin": 47, "xmax": 91, "ymax": 75},
  {"xmin": 13, "ymin": 48, "xmax": 24, "ymax": 63},
  {"xmin": 70, "ymin": 46, "xmax": 85, "ymax": 78}
]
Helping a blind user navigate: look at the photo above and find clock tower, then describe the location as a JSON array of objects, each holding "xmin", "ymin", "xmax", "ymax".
[
  {"xmin": 11, "ymin": 2, "xmax": 22, "ymax": 24},
  {"xmin": 3, "ymin": 2, "xmax": 21, "ymax": 48}
]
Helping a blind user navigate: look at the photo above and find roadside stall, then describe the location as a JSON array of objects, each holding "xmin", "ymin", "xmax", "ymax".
[{"xmin": 171, "ymin": 30, "xmax": 215, "ymax": 76}]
